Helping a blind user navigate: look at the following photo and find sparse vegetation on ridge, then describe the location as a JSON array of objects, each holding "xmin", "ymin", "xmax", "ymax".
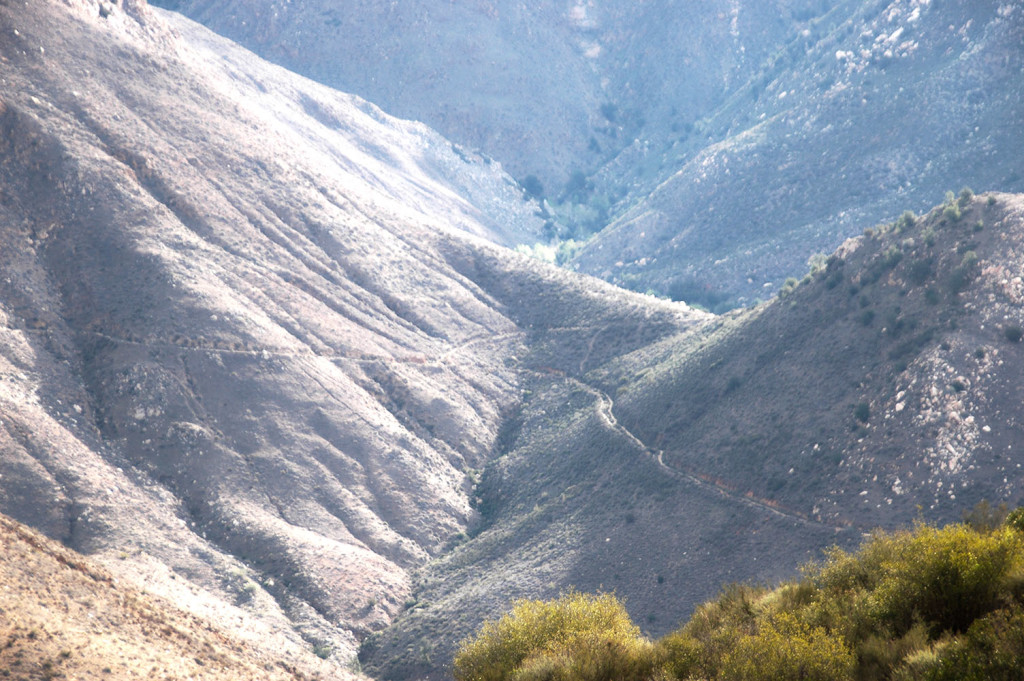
[
  {"xmin": 454, "ymin": 513, "xmax": 1024, "ymax": 681},
  {"xmin": 7, "ymin": 0, "xmax": 1024, "ymax": 677}
]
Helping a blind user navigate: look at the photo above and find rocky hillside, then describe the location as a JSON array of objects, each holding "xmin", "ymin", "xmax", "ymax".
[
  {"xmin": 362, "ymin": 190, "xmax": 1024, "ymax": 680},
  {"xmin": 0, "ymin": 512, "xmax": 335, "ymax": 680},
  {"xmin": 0, "ymin": 0, "xmax": 694, "ymax": 674},
  {"xmin": 153, "ymin": 0, "xmax": 1024, "ymax": 307},
  {"xmin": 578, "ymin": 0, "xmax": 1024, "ymax": 309},
  {"xmin": 4, "ymin": 1, "xmax": 1024, "ymax": 680}
]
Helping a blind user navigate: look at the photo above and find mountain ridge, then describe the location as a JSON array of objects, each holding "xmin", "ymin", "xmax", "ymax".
[
  {"xmin": 154, "ymin": 0, "xmax": 1024, "ymax": 308},
  {"xmin": 2, "ymin": 1, "xmax": 1024, "ymax": 680},
  {"xmin": 361, "ymin": 190, "xmax": 1024, "ymax": 680},
  {"xmin": 0, "ymin": 0, "xmax": 697, "ymax": 672}
]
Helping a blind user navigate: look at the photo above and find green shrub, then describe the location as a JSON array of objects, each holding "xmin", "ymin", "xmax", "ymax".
[
  {"xmin": 665, "ymin": 583, "xmax": 766, "ymax": 679},
  {"xmin": 453, "ymin": 518, "xmax": 1024, "ymax": 681},
  {"xmin": 854, "ymin": 402, "xmax": 871, "ymax": 423},
  {"xmin": 907, "ymin": 258, "xmax": 934, "ymax": 285},
  {"xmin": 1005, "ymin": 508, "xmax": 1024, "ymax": 533},
  {"xmin": 925, "ymin": 606, "xmax": 1024, "ymax": 681},
  {"xmin": 1004, "ymin": 325, "xmax": 1023, "ymax": 343},
  {"xmin": 865, "ymin": 525, "xmax": 1020, "ymax": 635},
  {"xmin": 922, "ymin": 226, "xmax": 937, "ymax": 247},
  {"xmin": 943, "ymin": 203, "xmax": 962, "ymax": 223},
  {"xmin": 885, "ymin": 245, "xmax": 904, "ymax": 268},
  {"xmin": 513, "ymin": 633, "xmax": 657, "ymax": 681},
  {"xmin": 962, "ymin": 500, "xmax": 1009, "ymax": 533},
  {"xmin": 720, "ymin": 612, "xmax": 854, "ymax": 681},
  {"xmin": 856, "ymin": 622, "xmax": 931, "ymax": 681},
  {"xmin": 949, "ymin": 251, "xmax": 979, "ymax": 293},
  {"xmin": 807, "ymin": 252, "xmax": 829, "ymax": 274},
  {"xmin": 654, "ymin": 630, "xmax": 702, "ymax": 679},
  {"xmin": 896, "ymin": 210, "xmax": 917, "ymax": 232},
  {"xmin": 453, "ymin": 592, "xmax": 648, "ymax": 681}
]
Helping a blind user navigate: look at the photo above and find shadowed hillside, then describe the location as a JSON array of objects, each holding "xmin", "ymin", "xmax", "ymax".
[
  {"xmin": 3, "ymin": 2, "xmax": 1024, "ymax": 680},
  {"xmin": 360, "ymin": 192, "xmax": 1024, "ymax": 680}
]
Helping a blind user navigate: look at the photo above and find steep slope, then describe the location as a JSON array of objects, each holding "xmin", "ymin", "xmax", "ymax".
[
  {"xmin": 577, "ymin": 0, "xmax": 1024, "ymax": 307},
  {"xmin": 6, "ymin": 2, "xmax": 1024, "ymax": 681},
  {"xmin": 153, "ymin": 0, "xmax": 1024, "ymax": 308},
  {"xmin": 0, "ymin": 512, "xmax": 334, "ymax": 680},
  {"xmin": 148, "ymin": 0, "xmax": 836, "ymax": 191},
  {"xmin": 603, "ymin": 191, "xmax": 1024, "ymax": 531},
  {"xmin": 362, "ymin": 191, "xmax": 1024, "ymax": 680},
  {"xmin": 0, "ymin": 0, "xmax": 697, "ymax": 673}
]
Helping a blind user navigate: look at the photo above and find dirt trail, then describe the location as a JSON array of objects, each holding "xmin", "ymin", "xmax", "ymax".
[{"xmin": 560, "ymin": 375, "xmax": 849, "ymax": 533}]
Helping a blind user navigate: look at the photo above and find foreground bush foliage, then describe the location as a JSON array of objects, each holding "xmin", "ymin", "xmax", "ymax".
[
  {"xmin": 453, "ymin": 515, "xmax": 1024, "ymax": 681},
  {"xmin": 453, "ymin": 591, "xmax": 654, "ymax": 681}
]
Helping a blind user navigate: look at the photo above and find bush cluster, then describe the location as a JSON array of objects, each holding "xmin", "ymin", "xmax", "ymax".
[
  {"xmin": 454, "ymin": 515, "xmax": 1024, "ymax": 681},
  {"xmin": 453, "ymin": 592, "xmax": 654, "ymax": 681}
]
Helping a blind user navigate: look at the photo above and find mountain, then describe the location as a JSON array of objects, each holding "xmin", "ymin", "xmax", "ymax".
[
  {"xmin": 576, "ymin": 0, "xmax": 1024, "ymax": 309},
  {"xmin": 145, "ymin": 0, "xmax": 863, "ymax": 192},
  {"xmin": 147, "ymin": 0, "xmax": 838, "ymax": 192},
  {"xmin": 3, "ymin": 1, "xmax": 1024, "ymax": 680},
  {"xmin": 0, "ymin": 0, "xmax": 693, "ymax": 673},
  {"xmin": 0, "ymin": 512, "xmax": 335, "ymax": 680},
  {"xmin": 150, "ymin": 0, "xmax": 1024, "ymax": 308},
  {"xmin": 361, "ymin": 190, "xmax": 1024, "ymax": 679}
]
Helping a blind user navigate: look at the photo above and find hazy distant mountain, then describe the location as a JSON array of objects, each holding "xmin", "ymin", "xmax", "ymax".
[
  {"xmin": 152, "ymin": 0, "xmax": 1024, "ymax": 308},
  {"xmin": 3, "ymin": 1, "xmax": 1024, "ymax": 680},
  {"xmin": 577, "ymin": 0, "xmax": 1024, "ymax": 309},
  {"xmin": 148, "ymin": 0, "xmax": 839, "ymax": 191}
]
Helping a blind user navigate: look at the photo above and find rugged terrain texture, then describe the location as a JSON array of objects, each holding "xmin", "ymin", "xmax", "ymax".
[
  {"xmin": 363, "ymin": 192, "xmax": 1024, "ymax": 680},
  {"xmin": 4, "ymin": 1, "xmax": 1024, "ymax": 680},
  {"xmin": 0, "ymin": 512, "xmax": 337, "ymax": 680},
  {"xmin": 580, "ymin": 0, "xmax": 1024, "ymax": 308},
  {"xmin": 154, "ymin": 0, "xmax": 1024, "ymax": 306},
  {"xmin": 0, "ymin": 0, "xmax": 693, "ymax": 673}
]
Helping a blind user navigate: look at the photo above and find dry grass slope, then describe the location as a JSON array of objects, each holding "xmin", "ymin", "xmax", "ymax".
[{"xmin": 0, "ymin": 513, "xmax": 347, "ymax": 680}]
